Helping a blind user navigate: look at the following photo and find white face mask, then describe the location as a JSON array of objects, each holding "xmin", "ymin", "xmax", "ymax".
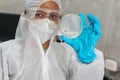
[{"xmin": 28, "ymin": 18, "xmax": 59, "ymax": 44}]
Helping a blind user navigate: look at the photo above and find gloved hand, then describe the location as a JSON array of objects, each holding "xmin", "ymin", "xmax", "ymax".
[{"xmin": 60, "ymin": 13, "xmax": 102, "ymax": 64}]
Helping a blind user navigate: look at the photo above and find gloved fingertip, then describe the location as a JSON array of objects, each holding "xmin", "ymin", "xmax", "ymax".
[
  {"xmin": 87, "ymin": 13, "xmax": 95, "ymax": 21},
  {"xmin": 60, "ymin": 35, "xmax": 68, "ymax": 42},
  {"xmin": 87, "ymin": 13, "xmax": 92, "ymax": 17},
  {"xmin": 93, "ymin": 18, "xmax": 101, "ymax": 33},
  {"xmin": 78, "ymin": 13, "xmax": 85, "ymax": 21},
  {"xmin": 60, "ymin": 35, "xmax": 73, "ymax": 45},
  {"xmin": 94, "ymin": 17, "xmax": 100, "ymax": 24},
  {"xmin": 78, "ymin": 13, "xmax": 87, "ymax": 27},
  {"xmin": 79, "ymin": 13, "xmax": 85, "ymax": 19},
  {"xmin": 78, "ymin": 13, "xmax": 84, "ymax": 17},
  {"xmin": 60, "ymin": 35, "xmax": 65, "ymax": 40}
]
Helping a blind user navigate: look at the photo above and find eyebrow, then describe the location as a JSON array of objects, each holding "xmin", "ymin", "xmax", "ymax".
[{"xmin": 36, "ymin": 10, "xmax": 45, "ymax": 12}]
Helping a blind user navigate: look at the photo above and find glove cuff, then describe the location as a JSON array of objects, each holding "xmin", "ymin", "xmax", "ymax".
[{"xmin": 77, "ymin": 51, "xmax": 96, "ymax": 64}]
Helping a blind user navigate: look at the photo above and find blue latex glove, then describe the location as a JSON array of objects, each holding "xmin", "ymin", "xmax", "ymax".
[{"xmin": 60, "ymin": 13, "xmax": 102, "ymax": 64}]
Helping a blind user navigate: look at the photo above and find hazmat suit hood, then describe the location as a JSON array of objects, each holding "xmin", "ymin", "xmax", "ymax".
[{"xmin": 15, "ymin": 0, "xmax": 62, "ymax": 40}]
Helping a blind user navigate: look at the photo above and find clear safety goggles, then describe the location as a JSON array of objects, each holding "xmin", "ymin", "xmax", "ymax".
[{"xmin": 25, "ymin": 7, "xmax": 61, "ymax": 22}]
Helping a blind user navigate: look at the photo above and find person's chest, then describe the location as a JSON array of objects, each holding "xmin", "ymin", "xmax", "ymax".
[{"xmin": 7, "ymin": 43, "xmax": 71, "ymax": 80}]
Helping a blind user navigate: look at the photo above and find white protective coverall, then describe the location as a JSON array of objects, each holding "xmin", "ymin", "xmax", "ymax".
[{"xmin": 0, "ymin": 0, "xmax": 104, "ymax": 80}]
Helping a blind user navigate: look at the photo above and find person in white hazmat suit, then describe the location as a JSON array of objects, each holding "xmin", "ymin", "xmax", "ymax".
[{"xmin": 0, "ymin": 0, "xmax": 104, "ymax": 80}]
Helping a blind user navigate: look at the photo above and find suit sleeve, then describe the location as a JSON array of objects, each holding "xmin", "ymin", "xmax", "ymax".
[
  {"xmin": 69, "ymin": 49, "xmax": 104, "ymax": 80},
  {"xmin": 0, "ymin": 44, "xmax": 3, "ymax": 80},
  {"xmin": 0, "ymin": 43, "xmax": 9, "ymax": 80}
]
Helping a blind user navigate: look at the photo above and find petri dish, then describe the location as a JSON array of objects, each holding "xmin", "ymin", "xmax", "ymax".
[{"xmin": 60, "ymin": 14, "xmax": 83, "ymax": 39}]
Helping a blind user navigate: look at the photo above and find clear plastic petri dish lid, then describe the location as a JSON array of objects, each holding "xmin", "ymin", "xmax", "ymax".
[{"xmin": 60, "ymin": 14, "xmax": 83, "ymax": 39}]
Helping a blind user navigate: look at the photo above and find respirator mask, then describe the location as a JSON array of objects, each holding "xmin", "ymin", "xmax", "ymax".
[{"xmin": 28, "ymin": 18, "xmax": 59, "ymax": 44}]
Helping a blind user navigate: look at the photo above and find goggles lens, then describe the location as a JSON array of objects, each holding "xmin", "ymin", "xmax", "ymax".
[
  {"xmin": 35, "ymin": 10, "xmax": 60, "ymax": 21},
  {"xmin": 35, "ymin": 8, "xmax": 60, "ymax": 21},
  {"xmin": 25, "ymin": 7, "xmax": 60, "ymax": 23}
]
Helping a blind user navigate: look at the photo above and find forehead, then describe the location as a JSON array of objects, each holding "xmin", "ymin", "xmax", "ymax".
[{"xmin": 40, "ymin": 1, "xmax": 59, "ymax": 11}]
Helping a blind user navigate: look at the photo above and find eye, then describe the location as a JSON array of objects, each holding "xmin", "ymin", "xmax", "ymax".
[
  {"xmin": 49, "ymin": 13, "xmax": 59, "ymax": 20},
  {"xmin": 35, "ymin": 13, "xmax": 42, "ymax": 17},
  {"xmin": 35, "ymin": 11, "xmax": 46, "ymax": 19}
]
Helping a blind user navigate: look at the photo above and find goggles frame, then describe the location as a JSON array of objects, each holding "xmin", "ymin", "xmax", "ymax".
[{"xmin": 25, "ymin": 7, "xmax": 61, "ymax": 20}]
